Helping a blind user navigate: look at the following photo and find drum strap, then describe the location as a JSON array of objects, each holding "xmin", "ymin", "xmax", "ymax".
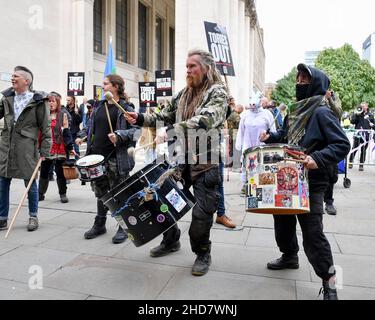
[
  {"xmin": 104, "ymin": 149, "xmax": 116, "ymax": 163},
  {"xmin": 111, "ymin": 167, "xmax": 177, "ymax": 218}
]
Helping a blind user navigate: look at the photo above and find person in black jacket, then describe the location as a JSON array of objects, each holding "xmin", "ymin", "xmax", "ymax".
[
  {"xmin": 260, "ymin": 64, "xmax": 351, "ymax": 300},
  {"xmin": 66, "ymin": 95, "xmax": 82, "ymax": 157},
  {"xmin": 76, "ymin": 75, "xmax": 137, "ymax": 244},
  {"xmin": 349, "ymin": 102, "xmax": 374, "ymax": 171}
]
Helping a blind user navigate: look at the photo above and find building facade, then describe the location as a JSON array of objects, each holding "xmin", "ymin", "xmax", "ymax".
[
  {"xmin": 304, "ymin": 50, "xmax": 321, "ymax": 67},
  {"xmin": 0, "ymin": 0, "xmax": 265, "ymax": 109},
  {"xmin": 363, "ymin": 33, "xmax": 375, "ymax": 67}
]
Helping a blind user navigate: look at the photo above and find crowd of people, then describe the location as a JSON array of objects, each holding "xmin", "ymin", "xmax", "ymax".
[{"xmin": 2, "ymin": 50, "xmax": 372, "ymax": 300}]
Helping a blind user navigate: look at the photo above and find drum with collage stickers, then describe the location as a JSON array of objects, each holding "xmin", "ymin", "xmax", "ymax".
[{"xmin": 244, "ymin": 144, "xmax": 310, "ymax": 215}]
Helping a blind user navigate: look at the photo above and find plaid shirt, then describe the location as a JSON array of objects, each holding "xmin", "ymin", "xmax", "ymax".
[{"xmin": 14, "ymin": 91, "xmax": 33, "ymax": 122}]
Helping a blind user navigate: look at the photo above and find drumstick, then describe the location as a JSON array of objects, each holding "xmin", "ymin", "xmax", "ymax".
[
  {"xmin": 104, "ymin": 92, "xmax": 130, "ymax": 117},
  {"xmin": 128, "ymin": 142, "xmax": 155, "ymax": 158},
  {"xmin": 5, "ymin": 158, "xmax": 43, "ymax": 239},
  {"xmin": 104, "ymin": 102, "xmax": 116, "ymax": 147},
  {"xmin": 283, "ymin": 158, "xmax": 306, "ymax": 163}
]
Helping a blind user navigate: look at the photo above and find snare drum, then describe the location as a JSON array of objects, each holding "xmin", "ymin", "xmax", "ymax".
[
  {"xmin": 76, "ymin": 155, "xmax": 106, "ymax": 182},
  {"xmin": 100, "ymin": 161, "xmax": 196, "ymax": 247},
  {"xmin": 244, "ymin": 144, "xmax": 310, "ymax": 215}
]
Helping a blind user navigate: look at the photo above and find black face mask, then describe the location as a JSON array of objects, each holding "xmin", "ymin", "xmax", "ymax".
[{"xmin": 296, "ymin": 84, "xmax": 310, "ymax": 101}]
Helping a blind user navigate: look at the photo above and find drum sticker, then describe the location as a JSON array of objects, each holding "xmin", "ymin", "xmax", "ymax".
[
  {"xmin": 157, "ymin": 214, "xmax": 166, "ymax": 223},
  {"xmin": 299, "ymin": 182, "xmax": 309, "ymax": 208},
  {"xmin": 128, "ymin": 216, "xmax": 137, "ymax": 226},
  {"xmin": 248, "ymin": 155, "xmax": 257, "ymax": 173},
  {"xmin": 270, "ymin": 165, "xmax": 279, "ymax": 174},
  {"xmin": 275, "ymin": 195, "xmax": 293, "ymax": 208},
  {"xmin": 277, "ymin": 165, "xmax": 299, "ymax": 195},
  {"xmin": 128, "ymin": 233, "xmax": 135, "ymax": 242},
  {"xmin": 115, "ymin": 216, "xmax": 127, "ymax": 230},
  {"xmin": 263, "ymin": 152, "xmax": 273, "ymax": 164},
  {"xmin": 259, "ymin": 173, "xmax": 276, "ymax": 185},
  {"xmin": 160, "ymin": 204, "xmax": 169, "ymax": 213},
  {"xmin": 256, "ymin": 188, "xmax": 263, "ymax": 202},
  {"xmin": 256, "ymin": 165, "xmax": 264, "ymax": 174},
  {"xmin": 139, "ymin": 211, "xmax": 152, "ymax": 222},
  {"xmin": 262, "ymin": 186, "xmax": 276, "ymax": 205},
  {"xmin": 247, "ymin": 196, "xmax": 258, "ymax": 209},
  {"xmin": 166, "ymin": 189, "xmax": 187, "ymax": 213},
  {"xmin": 265, "ymin": 165, "xmax": 271, "ymax": 172}
]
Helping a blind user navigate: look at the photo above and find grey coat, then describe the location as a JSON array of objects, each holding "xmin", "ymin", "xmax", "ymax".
[{"xmin": 0, "ymin": 88, "xmax": 52, "ymax": 180}]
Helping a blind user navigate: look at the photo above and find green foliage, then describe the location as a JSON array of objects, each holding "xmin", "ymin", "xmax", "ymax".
[
  {"xmin": 315, "ymin": 44, "xmax": 375, "ymax": 111},
  {"xmin": 271, "ymin": 67, "xmax": 297, "ymax": 107},
  {"xmin": 271, "ymin": 44, "xmax": 375, "ymax": 111}
]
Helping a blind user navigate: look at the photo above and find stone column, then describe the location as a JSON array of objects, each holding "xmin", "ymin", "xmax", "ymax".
[{"xmin": 60, "ymin": 0, "xmax": 94, "ymax": 102}]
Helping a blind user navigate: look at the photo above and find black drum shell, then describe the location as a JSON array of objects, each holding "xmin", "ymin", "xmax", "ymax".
[{"xmin": 101, "ymin": 161, "xmax": 196, "ymax": 247}]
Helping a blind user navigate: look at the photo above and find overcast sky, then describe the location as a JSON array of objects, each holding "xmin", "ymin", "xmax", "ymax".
[{"xmin": 257, "ymin": 0, "xmax": 375, "ymax": 83}]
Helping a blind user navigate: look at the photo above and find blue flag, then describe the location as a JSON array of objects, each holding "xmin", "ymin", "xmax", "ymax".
[{"xmin": 104, "ymin": 37, "xmax": 116, "ymax": 77}]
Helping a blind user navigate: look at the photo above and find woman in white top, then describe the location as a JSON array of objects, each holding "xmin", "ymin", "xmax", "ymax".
[{"xmin": 236, "ymin": 94, "xmax": 277, "ymax": 192}]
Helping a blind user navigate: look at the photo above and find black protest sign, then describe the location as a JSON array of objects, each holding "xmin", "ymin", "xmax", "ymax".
[
  {"xmin": 204, "ymin": 21, "xmax": 235, "ymax": 76},
  {"xmin": 67, "ymin": 72, "xmax": 85, "ymax": 96},
  {"xmin": 155, "ymin": 70, "xmax": 173, "ymax": 97},
  {"xmin": 139, "ymin": 82, "xmax": 157, "ymax": 108}
]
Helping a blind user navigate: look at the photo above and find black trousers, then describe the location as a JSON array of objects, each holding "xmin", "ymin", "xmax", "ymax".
[
  {"xmin": 350, "ymin": 137, "xmax": 369, "ymax": 164},
  {"xmin": 273, "ymin": 181, "xmax": 335, "ymax": 281},
  {"xmin": 161, "ymin": 165, "xmax": 221, "ymax": 256},
  {"xmin": 91, "ymin": 158, "xmax": 129, "ymax": 220},
  {"xmin": 324, "ymin": 166, "xmax": 338, "ymax": 205},
  {"xmin": 40, "ymin": 159, "xmax": 67, "ymax": 195}
]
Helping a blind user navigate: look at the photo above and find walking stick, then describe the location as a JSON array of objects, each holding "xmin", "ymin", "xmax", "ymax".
[
  {"xmin": 5, "ymin": 158, "xmax": 43, "ymax": 239},
  {"xmin": 104, "ymin": 102, "xmax": 116, "ymax": 147}
]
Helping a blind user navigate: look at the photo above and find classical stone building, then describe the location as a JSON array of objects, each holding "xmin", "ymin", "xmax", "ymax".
[{"xmin": 0, "ymin": 0, "xmax": 265, "ymax": 109}]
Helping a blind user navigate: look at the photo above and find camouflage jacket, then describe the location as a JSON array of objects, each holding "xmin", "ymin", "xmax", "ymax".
[
  {"xmin": 227, "ymin": 111, "xmax": 241, "ymax": 132},
  {"xmin": 140, "ymin": 83, "xmax": 228, "ymax": 167}
]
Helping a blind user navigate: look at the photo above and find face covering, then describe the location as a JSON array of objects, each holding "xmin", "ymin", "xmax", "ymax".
[
  {"xmin": 296, "ymin": 84, "xmax": 310, "ymax": 101},
  {"xmin": 249, "ymin": 103, "xmax": 262, "ymax": 113}
]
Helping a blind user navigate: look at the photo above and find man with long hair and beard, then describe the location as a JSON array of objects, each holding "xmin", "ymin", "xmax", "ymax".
[{"xmin": 127, "ymin": 49, "xmax": 228, "ymax": 276}]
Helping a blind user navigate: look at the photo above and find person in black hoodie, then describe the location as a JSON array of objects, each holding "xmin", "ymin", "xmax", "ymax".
[
  {"xmin": 260, "ymin": 64, "xmax": 351, "ymax": 300},
  {"xmin": 76, "ymin": 75, "xmax": 137, "ymax": 244},
  {"xmin": 349, "ymin": 102, "xmax": 374, "ymax": 171}
]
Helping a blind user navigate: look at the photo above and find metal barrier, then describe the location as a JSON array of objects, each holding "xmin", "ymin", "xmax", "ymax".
[{"xmin": 345, "ymin": 129, "xmax": 375, "ymax": 167}]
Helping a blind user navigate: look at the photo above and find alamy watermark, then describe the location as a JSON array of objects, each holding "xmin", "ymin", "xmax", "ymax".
[{"xmin": 28, "ymin": 265, "xmax": 43, "ymax": 290}]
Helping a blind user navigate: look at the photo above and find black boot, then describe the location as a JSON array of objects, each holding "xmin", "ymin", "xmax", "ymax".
[
  {"xmin": 57, "ymin": 178, "xmax": 68, "ymax": 203},
  {"xmin": 112, "ymin": 226, "xmax": 128, "ymax": 244},
  {"xmin": 191, "ymin": 252, "xmax": 212, "ymax": 276},
  {"xmin": 150, "ymin": 241, "xmax": 181, "ymax": 257},
  {"xmin": 60, "ymin": 194, "xmax": 69, "ymax": 203},
  {"xmin": 320, "ymin": 279, "xmax": 339, "ymax": 300},
  {"xmin": 84, "ymin": 216, "xmax": 107, "ymax": 240},
  {"xmin": 267, "ymin": 254, "xmax": 299, "ymax": 270},
  {"xmin": 38, "ymin": 178, "xmax": 49, "ymax": 202}
]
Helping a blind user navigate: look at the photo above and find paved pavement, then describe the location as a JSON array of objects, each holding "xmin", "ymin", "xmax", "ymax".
[{"xmin": 0, "ymin": 157, "xmax": 374, "ymax": 300}]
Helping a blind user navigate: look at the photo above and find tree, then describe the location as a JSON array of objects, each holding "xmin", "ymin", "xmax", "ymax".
[
  {"xmin": 271, "ymin": 67, "xmax": 297, "ymax": 107},
  {"xmin": 271, "ymin": 44, "xmax": 375, "ymax": 111},
  {"xmin": 315, "ymin": 44, "xmax": 375, "ymax": 111}
]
